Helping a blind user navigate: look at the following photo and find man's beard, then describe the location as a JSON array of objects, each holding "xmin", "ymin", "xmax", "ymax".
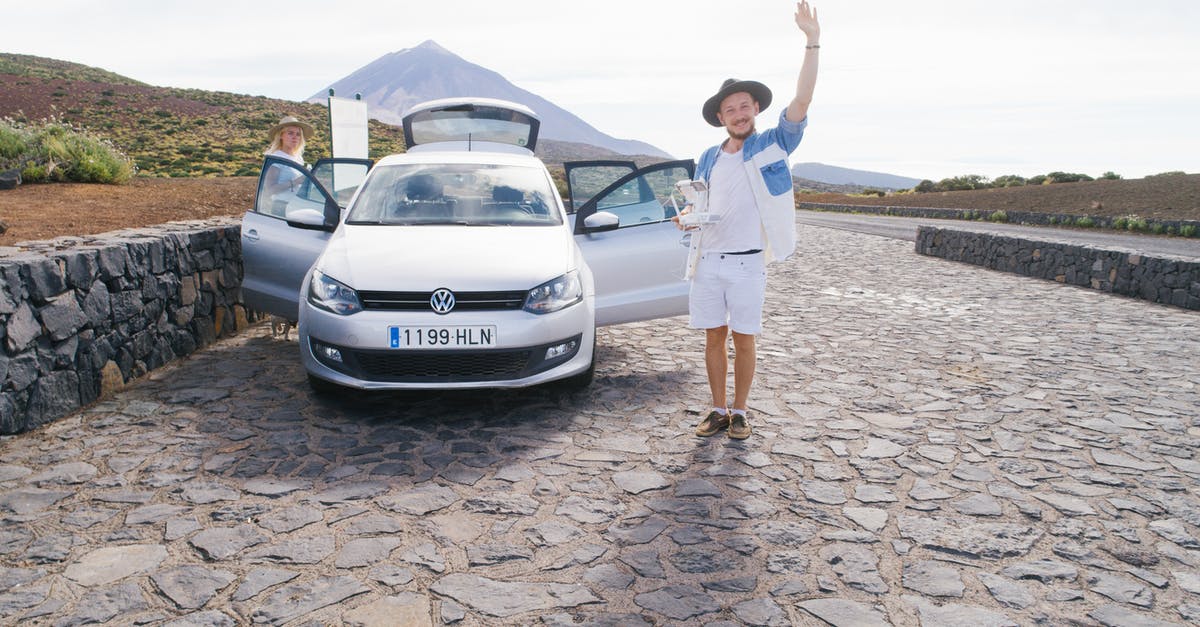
[{"xmin": 727, "ymin": 123, "xmax": 755, "ymax": 140}]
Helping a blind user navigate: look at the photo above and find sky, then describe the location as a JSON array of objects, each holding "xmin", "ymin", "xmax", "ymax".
[{"xmin": 5, "ymin": 0, "xmax": 1198, "ymax": 181}]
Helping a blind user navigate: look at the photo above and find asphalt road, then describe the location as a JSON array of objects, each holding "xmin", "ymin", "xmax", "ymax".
[{"xmin": 795, "ymin": 210, "xmax": 1200, "ymax": 260}]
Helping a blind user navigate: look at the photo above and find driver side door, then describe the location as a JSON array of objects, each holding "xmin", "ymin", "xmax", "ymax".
[{"xmin": 569, "ymin": 160, "xmax": 695, "ymax": 326}]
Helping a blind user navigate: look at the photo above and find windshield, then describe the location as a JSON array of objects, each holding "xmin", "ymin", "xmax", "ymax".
[{"xmin": 345, "ymin": 163, "xmax": 562, "ymax": 226}]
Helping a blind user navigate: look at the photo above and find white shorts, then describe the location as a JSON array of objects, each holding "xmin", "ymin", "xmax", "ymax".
[{"xmin": 688, "ymin": 251, "xmax": 767, "ymax": 334}]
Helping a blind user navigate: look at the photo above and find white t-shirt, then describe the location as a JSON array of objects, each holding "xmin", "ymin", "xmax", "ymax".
[
  {"xmin": 703, "ymin": 148, "xmax": 763, "ymax": 252},
  {"xmin": 268, "ymin": 149, "xmax": 305, "ymax": 186},
  {"xmin": 269, "ymin": 149, "xmax": 304, "ymax": 165}
]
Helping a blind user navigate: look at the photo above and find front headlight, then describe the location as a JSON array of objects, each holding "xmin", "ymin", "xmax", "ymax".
[
  {"xmin": 307, "ymin": 269, "xmax": 363, "ymax": 315},
  {"xmin": 524, "ymin": 271, "xmax": 582, "ymax": 314}
]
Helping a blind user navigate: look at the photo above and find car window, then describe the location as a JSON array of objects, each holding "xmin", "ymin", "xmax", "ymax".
[
  {"xmin": 594, "ymin": 164, "xmax": 691, "ymax": 228},
  {"xmin": 311, "ymin": 160, "xmax": 371, "ymax": 209},
  {"xmin": 566, "ymin": 163, "xmax": 635, "ymax": 213},
  {"xmin": 406, "ymin": 103, "xmax": 539, "ymax": 150},
  {"xmin": 255, "ymin": 160, "xmax": 328, "ymax": 221},
  {"xmin": 345, "ymin": 163, "xmax": 562, "ymax": 226}
]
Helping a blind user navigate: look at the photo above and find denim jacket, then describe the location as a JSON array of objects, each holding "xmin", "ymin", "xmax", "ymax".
[{"xmin": 686, "ymin": 110, "xmax": 807, "ymax": 278}]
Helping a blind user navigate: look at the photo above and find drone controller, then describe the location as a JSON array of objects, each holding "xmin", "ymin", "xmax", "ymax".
[{"xmin": 673, "ymin": 179, "xmax": 720, "ymax": 227}]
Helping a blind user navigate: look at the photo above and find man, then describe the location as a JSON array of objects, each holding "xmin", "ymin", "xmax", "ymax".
[{"xmin": 677, "ymin": 1, "xmax": 820, "ymax": 439}]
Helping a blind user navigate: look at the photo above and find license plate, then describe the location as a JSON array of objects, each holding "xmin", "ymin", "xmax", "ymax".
[{"xmin": 388, "ymin": 326, "xmax": 497, "ymax": 348}]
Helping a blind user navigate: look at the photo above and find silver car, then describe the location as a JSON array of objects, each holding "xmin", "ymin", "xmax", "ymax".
[{"xmin": 241, "ymin": 98, "xmax": 694, "ymax": 391}]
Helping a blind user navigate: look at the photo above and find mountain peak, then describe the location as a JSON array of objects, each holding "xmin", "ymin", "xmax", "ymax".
[
  {"xmin": 309, "ymin": 41, "xmax": 670, "ymax": 158},
  {"xmin": 411, "ymin": 40, "xmax": 450, "ymax": 54}
]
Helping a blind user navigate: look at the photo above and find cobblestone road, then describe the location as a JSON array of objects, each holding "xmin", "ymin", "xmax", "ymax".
[{"xmin": 2, "ymin": 225, "xmax": 1199, "ymax": 626}]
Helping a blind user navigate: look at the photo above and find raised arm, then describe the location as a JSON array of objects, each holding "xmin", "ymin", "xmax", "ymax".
[{"xmin": 786, "ymin": 0, "xmax": 821, "ymax": 123}]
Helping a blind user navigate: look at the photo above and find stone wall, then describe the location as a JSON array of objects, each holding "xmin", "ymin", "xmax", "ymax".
[
  {"xmin": 0, "ymin": 218, "xmax": 258, "ymax": 434},
  {"xmin": 916, "ymin": 226, "xmax": 1200, "ymax": 310}
]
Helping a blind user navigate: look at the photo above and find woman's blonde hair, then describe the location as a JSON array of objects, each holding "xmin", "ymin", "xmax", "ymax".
[{"xmin": 264, "ymin": 125, "xmax": 306, "ymax": 157}]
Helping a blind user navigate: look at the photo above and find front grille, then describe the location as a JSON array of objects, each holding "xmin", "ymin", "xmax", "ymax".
[
  {"xmin": 359, "ymin": 290, "xmax": 527, "ymax": 312},
  {"xmin": 355, "ymin": 349, "xmax": 533, "ymax": 381}
]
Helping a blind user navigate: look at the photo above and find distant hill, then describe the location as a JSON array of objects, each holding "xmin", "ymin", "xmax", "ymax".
[
  {"xmin": 0, "ymin": 53, "xmax": 407, "ymax": 177},
  {"xmin": 307, "ymin": 40, "xmax": 671, "ymax": 159},
  {"xmin": 0, "ymin": 53, "xmax": 662, "ymax": 179},
  {"xmin": 792, "ymin": 162, "xmax": 922, "ymax": 190},
  {"xmin": 0, "ymin": 53, "xmax": 145, "ymax": 86},
  {"xmin": 799, "ymin": 172, "xmax": 1200, "ymax": 221}
]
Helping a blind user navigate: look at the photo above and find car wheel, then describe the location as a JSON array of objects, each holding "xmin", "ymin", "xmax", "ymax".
[
  {"xmin": 307, "ymin": 374, "xmax": 342, "ymax": 396},
  {"xmin": 559, "ymin": 359, "xmax": 595, "ymax": 390}
]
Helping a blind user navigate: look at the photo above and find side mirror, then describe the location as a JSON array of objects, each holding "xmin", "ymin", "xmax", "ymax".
[
  {"xmin": 285, "ymin": 208, "xmax": 327, "ymax": 228},
  {"xmin": 583, "ymin": 210, "xmax": 620, "ymax": 233}
]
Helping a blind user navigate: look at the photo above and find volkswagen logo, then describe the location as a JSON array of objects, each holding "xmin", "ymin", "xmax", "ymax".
[{"xmin": 429, "ymin": 288, "xmax": 456, "ymax": 314}]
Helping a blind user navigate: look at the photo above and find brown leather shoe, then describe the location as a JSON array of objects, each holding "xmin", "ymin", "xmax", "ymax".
[
  {"xmin": 695, "ymin": 410, "xmax": 730, "ymax": 437},
  {"xmin": 728, "ymin": 412, "xmax": 752, "ymax": 439}
]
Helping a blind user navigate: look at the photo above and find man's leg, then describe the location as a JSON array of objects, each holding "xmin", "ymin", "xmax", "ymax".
[
  {"xmin": 694, "ymin": 325, "xmax": 732, "ymax": 437},
  {"xmin": 730, "ymin": 331, "xmax": 756, "ymax": 411},
  {"xmin": 705, "ymin": 325, "xmax": 730, "ymax": 409}
]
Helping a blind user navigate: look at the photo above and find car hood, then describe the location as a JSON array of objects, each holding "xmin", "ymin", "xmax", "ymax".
[{"xmin": 317, "ymin": 225, "xmax": 576, "ymax": 292}]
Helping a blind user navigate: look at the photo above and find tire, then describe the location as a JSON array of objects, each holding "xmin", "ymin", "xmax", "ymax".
[
  {"xmin": 306, "ymin": 374, "xmax": 342, "ymax": 396},
  {"xmin": 558, "ymin": 359, "xmax": 595, "ymax": 390}
]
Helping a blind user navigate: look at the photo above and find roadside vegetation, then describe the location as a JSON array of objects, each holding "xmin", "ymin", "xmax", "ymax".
[
  {"xmin": 0, "ymin": 54, "xmax": 407, "ymax": 180},
  {"xmin": 906, "ymin": 170, "xmax": 1193, "ymax": 194},
  {"xmin": 1, "ymin": 116, "xmax": 134, "ymax": 184}
]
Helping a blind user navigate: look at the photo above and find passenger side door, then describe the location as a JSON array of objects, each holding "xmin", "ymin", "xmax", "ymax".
[
  {"xmin": 240, "ymin": 157, "xmax": 370, "ymax": 321},
  {"xmin": 569, "ymin": 160, "xmax": 695, "ymax": 326}
]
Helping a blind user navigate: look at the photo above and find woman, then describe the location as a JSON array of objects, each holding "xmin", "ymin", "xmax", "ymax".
[{"xmin": 263, "ymin": 115, "xmax": 314, "ymax": 195}]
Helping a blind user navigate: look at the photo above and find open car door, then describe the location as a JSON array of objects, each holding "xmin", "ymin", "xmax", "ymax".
[
  {"xmin": 570, "ymin": 159, "xmax": 695, "ymax": 326},
  {"xmin": 241, "ymin": 156, "xmax": 372, "ymax": 321}
]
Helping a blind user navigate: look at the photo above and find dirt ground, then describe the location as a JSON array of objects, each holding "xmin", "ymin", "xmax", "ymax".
[
  {"xmin": 802, "ymin": 174, "xmax": 1200, "ymax": 222},
  {"xmin": 0, "ymin": 177, "xmax": 256, "ymax": 244},
  {"xmin": 1, "ymin": 173, "xmax": 1197, "ymax": 246}
]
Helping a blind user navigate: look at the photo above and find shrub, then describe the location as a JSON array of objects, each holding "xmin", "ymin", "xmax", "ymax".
[
  {"xmin": 913, "ymin": 179, "xmax": 936, "ymax": 193},
  {"xmin": 21, "ymin": 163, "xmax": 47, "ymax": 180},
  {"xmin": 859, "ymin": 188, "xmax": 886, "ymax": 197},
  {"xmin": 1114, "ymin": 215, "xmax": 1149, "ymax": 232},
  {"xmin": 1100, "ymin": 171, "xmax": 1121, "ymax": 180},
  {"xmin": 0, "ymin": 117, "xmax": 134, "ymax": 184},
  {"xmin": 988, "ymin": 210, "xmax": 1008, "ymax": 223},
  {"xmin": 1181, "ymin": 225, "xmax": 1197, "ymax": 238},
  {"xmin": 0, "ymin": 123, "xmax": 27, "ymax": 159},
  {"xmin": 1075, "ymin": 216, "xmax": 1095, "ymax": 228},
  {"xmin": 992, "ymin": 174, "xmax": 1026, "ymax": 187},
  {"xmin": 938, "ymin": 174, "xmax": 989, "ymax": 191},
  {"xmin": 1044, "ymin": 171, "xmax": 1094, "ymax": 184}
]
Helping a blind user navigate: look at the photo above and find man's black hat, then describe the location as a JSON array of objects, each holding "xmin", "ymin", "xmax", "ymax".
[{"xmin": 702, "ymin": 78, "xmax": 773, "ymax": 127}]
